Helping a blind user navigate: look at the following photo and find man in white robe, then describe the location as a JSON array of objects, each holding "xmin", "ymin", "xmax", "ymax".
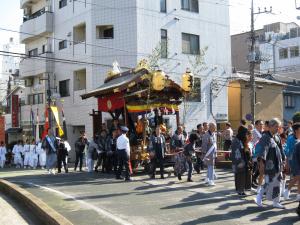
[
  {"xmin": 12, "ymin": 141, "xmax": 23, "ymax": 168},
  {"xmin": 23, "ymin": 140, "xmax": 31, "ymax": 168}
]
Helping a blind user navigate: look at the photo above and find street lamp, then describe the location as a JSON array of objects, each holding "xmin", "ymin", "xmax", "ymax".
[{"xmin": 182, "ymin": 69, "xmax": 193, "ymax": 92}]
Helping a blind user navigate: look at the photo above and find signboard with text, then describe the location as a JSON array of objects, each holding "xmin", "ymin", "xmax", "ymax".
[
  {"xmin": 11, "ymin": 95, "xmax": 19, "ymax": 127},
  {"xmin": 0, "ymin": 116, "xmax": 5, "ymax": 143}
]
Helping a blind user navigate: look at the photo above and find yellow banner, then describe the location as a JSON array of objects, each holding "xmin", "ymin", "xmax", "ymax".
[{"xmin": 50, "ymin": 106, "xmax": 64, "ymax": 137}]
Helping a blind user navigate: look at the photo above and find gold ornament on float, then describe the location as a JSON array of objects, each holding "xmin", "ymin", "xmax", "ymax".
[
  {"xmin": 135, "ymin": 59, "xmax": 149, "ymax": 72},
  {"xmin": 152, "ymin": 70, "xmax": 165, "ymax": 91}
]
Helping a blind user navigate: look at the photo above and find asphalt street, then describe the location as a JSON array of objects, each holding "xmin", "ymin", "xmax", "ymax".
[{"xmin": 1, "ymin": 168, "xmax": 300, "ymax": 225}]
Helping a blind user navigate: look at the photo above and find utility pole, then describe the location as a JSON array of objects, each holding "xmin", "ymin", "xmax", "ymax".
[{"xmin": 249, "ymin": 0, "xmax": 272, "ymax": 123}]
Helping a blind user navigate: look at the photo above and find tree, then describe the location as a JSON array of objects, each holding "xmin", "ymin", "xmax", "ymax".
[{"xmin": 293, "ymin": 112, "xmax": 300, "ymax": 123}]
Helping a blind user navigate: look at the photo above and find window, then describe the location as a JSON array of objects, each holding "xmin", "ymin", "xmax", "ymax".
[
  {"xmin": 27, "ymin": 93, "xmax": 43, "ymax": 105},
  {"xmin": 74, "ymin": 69, "xmax": 86, "ymax": 91},
  {"xmin": 96, "ymin": 25, "xmax": 114, "ymax": 39},
  {"xmin": 59, "ymin": 0, "xmax": 67, "ymax": 9},
  {"xmin": 59, "ymin": 79, "xmax": 70, "ymax": 97},
  {"xmin": 42, "ymin": 45, "xmax": 46, "ymax": 54},
  {"xmin": 28, "ymin": 48, "xmax": 38, "ymax": 57},
  {"xmin": 290, "ymin": 46, "xmax": 299, "ymax": 58},
  {"xmin": 160, "ymin": 0, "xmax": 167, "ymax": 12},
  {"xmin": 59, "ymin": 40, "xmax": 67, "ymax": 50},
  {"xmin": 188, "ymin": 77, "xmax": 201, "ymax": 102},
  {"xmin": 28, "ymin": 95, "xmax": 34, "ymax": 105},
  {"xmin": 38, "ymin": 93, "xmax": 44, "ymax": 104},
  {"xmin": 181, "ymin": 0, "xmax": 199, "ymax": 13},
  {"xmin": 290, "ymin": 28, "xmax": 298, "ymax": 38},
  {"xmin": 73, "ymin": 23, "xmax": 86, "ymax": 44},
  {"xmin": 161, "ymin": 29, "xmax": 168, "ymax": 58},
  {"xmin": 285, "ymin": 95, "xmax": 295, "ymax": 108},
  {"xmin": 182, "ymin": 33, "xmax": 200, "ymax": 54},
  {"xmin": 279, "ymin": 48, "xmax": 288, "ymax": 59}
]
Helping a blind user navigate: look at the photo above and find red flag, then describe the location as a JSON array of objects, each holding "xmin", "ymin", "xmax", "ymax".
[{"xmin": 42, "ymin": 107, "xmax": 49, "ymax": 139}]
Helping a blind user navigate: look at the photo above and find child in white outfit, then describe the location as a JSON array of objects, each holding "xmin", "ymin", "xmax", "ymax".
[{"xmin": 29, "ymin": 140, "xmax": 38, "ymax": 169}]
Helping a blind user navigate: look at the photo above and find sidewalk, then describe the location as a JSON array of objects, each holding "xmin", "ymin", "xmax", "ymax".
[{"xmin": 0, "ymin": 193, "xmax": 29, "ymax": 225}]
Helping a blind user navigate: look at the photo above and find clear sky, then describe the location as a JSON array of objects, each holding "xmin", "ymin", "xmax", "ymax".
[{"xmin": 0, "ymin": 0, "xmax": 298, "ymax": 46}]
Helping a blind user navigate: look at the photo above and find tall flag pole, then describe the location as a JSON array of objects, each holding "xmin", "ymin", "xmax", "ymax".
[
  {"xmin": 42, "ymin": 105, "xmax": 49, "ymax": 139},
  {"xmin": 35, "ymin": 108, "xmax": 40, "ymax": 142},
  {"xmin": 30, "ymin": 107, "xmax": 35, "ymax": 139}
]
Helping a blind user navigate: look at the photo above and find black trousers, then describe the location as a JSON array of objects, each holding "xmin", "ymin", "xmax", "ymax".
[
  {"xmin": 252, "ymin": 162, "xmax": 260, "ymax": 184},
  {"xmin": 95, "ymin": 152, "xmax": 107, "ymax": 172},
  {"xmin": 235, "ymin": 168, "xmax": 252, "ymax": 193},
  {"xmin": 57, "ymin": 155, "xmax": 68, "ymax": 173},
  {"xmin": 194, "ymin": 154, "xmax": 203, "ymax": 173},
  {"xmin": 116, "ymin": 151, "xmax": 130, "ymax": 179},
  {"xmin": 151, "ymin": 157, "xmax": 164, "ymax": 177},
  {"xmin": 106, "ymin": 152, "xmax": 118, "ymax": 173},
  {"xmin": 224, "ymin": 140, "xmax": 232, "ymax": 151},
  {"xmin": 74, "ymin": 151, "xmax": 83, "ymax": 171}
]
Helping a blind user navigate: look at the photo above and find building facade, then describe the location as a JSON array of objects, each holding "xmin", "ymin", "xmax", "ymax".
[
  {"xmin": 228, "ymin": 72, "xmax": 285, "ymax": 129},
  {"xmin": 19, "ymin": 0, "xmax": 231, "ymax": 160},
  {"xmin": 259, "ymin": 22, "xmax": 300, "ymax": 123},
  {"xmin": 1, "ymin": 37, "xmax": 24, "ymax": 102}
]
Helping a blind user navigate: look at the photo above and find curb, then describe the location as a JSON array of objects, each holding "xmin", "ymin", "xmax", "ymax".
[{"xmin": 0, "ymin": 179, "xmax": 73, "ymax": 225}]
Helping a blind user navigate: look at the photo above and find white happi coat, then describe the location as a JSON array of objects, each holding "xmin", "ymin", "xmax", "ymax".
[
  {"xmin": 36, "ymin": 142, "xmax": 46, "ymax": 166},
  {"xmin": 12, "ymin": 144, "xmax": 23, "ymax": 165},
  {"xmin": 0, "ymin": 146, "xmax": 7, "ymax": 168},
  {"xmin": 23, "ymin": 144, "xmax": 31, "ymax": 166},
  {"xmin": 29, "ymin": 144, "xmax": 38, "ymax": 168},
  {"xmin": 0, "ymin": 146, "xmax": 6, "ymax": 161}
]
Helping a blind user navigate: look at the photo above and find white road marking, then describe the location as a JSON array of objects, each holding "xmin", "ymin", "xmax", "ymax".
[{"xmin": 26, "ymin": 182, "xmax": 133, "ymax": 225}]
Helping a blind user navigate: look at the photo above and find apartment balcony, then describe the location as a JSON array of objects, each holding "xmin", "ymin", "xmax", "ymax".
[
  {"xmin": 19, "ymin": 53, "xmax": 54, "ymax": 78},
  {"xmin": 20, "ymin": 11, "xmax": 53, "ymax": 44}
]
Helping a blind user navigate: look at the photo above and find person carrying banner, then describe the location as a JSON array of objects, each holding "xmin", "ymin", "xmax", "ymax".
[{"xmin": 42, "ymin": 129, "xmax": 58, "ymax": 175}]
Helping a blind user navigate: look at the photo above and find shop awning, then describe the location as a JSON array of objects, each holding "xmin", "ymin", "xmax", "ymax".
[{"xmin": 6, "ymin": 127, "xmax": 23, "ymax": 134}]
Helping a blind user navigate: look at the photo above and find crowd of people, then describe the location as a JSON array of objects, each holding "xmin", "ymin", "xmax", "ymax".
[
  {"xmin": 1, "ymin": 115, "xmax": 300, "ymax": 215},
  {"xmin": 231, "ymin": 117, "xmax": 300, "ymax": 215}
]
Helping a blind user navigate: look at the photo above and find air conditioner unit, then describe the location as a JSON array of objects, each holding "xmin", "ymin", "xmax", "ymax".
[{"xmin": 25, "ymin": 78, "xmax": 33, "ymax": 87}]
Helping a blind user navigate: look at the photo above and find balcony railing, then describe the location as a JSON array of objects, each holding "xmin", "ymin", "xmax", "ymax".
[
  {"xmin": 19, "ymin": 53, "xmax": 54, "ymax": 78},
  {"xmin": 20, "ymin": 11, "xmax": 53, "ymax": 43}
]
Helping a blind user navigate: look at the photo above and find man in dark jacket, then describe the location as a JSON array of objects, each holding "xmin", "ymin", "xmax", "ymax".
[
  {"xmin": 148, "ymin": 126, "xmax": 166, "ymax": 179},
  {"xmin": 184, "ymin": 133, "xmax": 198, "ymax": 182},
  {"xmin": 95, "ymin": 130, "xmax": 109, "ymax": 172},
  {"xmin": 57, "ymin": 138, "xmax": 68, "ymax": 173},
  {"xmin": 105, "ymin": 129, "xmax": 119, "ymax": 173},
  {"xmin": 42, "ymin": 129, "xmax": 58, "ymax": 175},
  {"xmin": 74, "ymin": 132, "xmax": 88, "ymax": 171}
]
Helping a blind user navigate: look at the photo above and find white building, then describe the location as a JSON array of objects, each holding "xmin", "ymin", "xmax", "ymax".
[
  {"xmin": 19, "ymin": 0, "xmax": 231, "ymax": 159},
  {"xmin": 259, "ymin": 22, "xmax": 300, "ymax": 122},
  {"xmin": 1, "ymin": 37, "xmax": 24, "ymax": 102}
]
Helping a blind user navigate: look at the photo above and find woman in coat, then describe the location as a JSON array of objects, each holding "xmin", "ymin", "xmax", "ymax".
[{"xmin": 231, "ymin": 126, "xmax": 253, "ymax": 196}]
